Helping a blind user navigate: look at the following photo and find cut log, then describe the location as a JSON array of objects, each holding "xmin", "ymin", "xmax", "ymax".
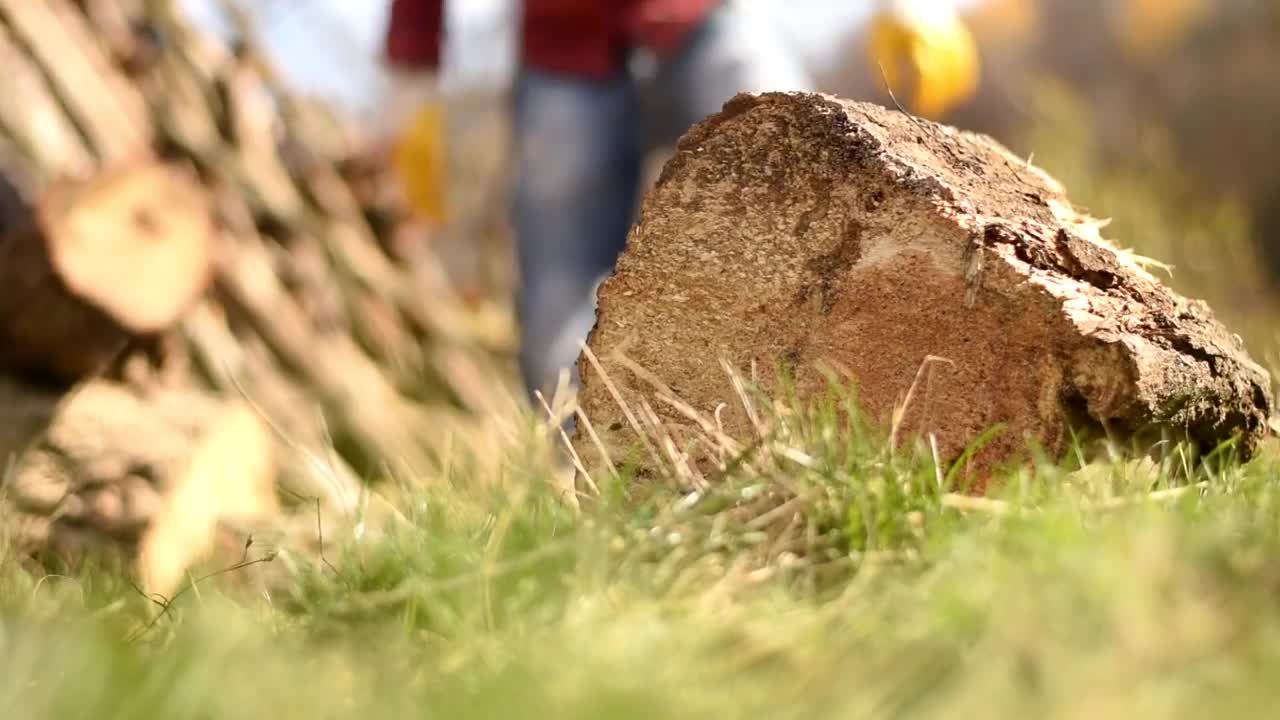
[
  {"xmin": 137, "ymin": 399, "xmax": 277, "ymax": 598},
  {"xmin": 0, "ymin": 160, "xmax": 214, "ymax": 382},
  {"xmin": 1, "ymin": 379, "xmax": 235, "ymax": 560},
  {"xmin": 1, "ymin": 375, "xmax": 316, "ymax": 596},
  {"xmin": 577, "ymin": 92, "xmax": 1273, "ymax": 484},
  {"xmin": 212, "ymin": 221, "xmax": 438, "ymax": 475},
  {"xmin": 0, "ymin": 22, "xmax": 94, "ymax": 179},
  {"xmin": 0, "ymin": 0, "xmax": 152, "ymax": 162}
]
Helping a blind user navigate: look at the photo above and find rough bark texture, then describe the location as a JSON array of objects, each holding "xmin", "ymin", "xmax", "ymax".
[{"xmin": 578, "ymin": 92, "xmax": 1272, "ymax": 484}]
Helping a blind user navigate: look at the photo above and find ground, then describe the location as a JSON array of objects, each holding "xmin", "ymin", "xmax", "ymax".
[{"xmin": 6, "ymin": 392, "xmax": 1280, "ymax": 719}]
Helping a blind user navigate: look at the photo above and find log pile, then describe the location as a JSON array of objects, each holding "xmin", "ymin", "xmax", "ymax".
[{"xmin": 0, "ymin": 0, "xmax": 515, "ymax": 596}]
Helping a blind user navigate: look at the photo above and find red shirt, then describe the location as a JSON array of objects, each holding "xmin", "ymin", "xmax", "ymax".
[{"xmin": 384, "ymin": 0, "xmax": 720, "ymax": 80}]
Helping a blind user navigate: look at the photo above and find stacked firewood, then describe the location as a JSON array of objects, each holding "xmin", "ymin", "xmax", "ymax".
[{"xmin": 0, "ymin": 0, "xmax": 516, "ymax": 596}]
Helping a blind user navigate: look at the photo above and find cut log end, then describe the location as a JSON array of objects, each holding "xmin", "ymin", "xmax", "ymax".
[
  {"xmin": 1, "ymin": 378, "xmax": 281, "ymax": 597},
  {"xmin": 0, "ymin": 160, "xmax": 213, "ymax": 381},
  {"xmin": 40, "ymin": 160, "xmax": 214, "ymax": 331},
  {"xmin": 137, "ymin": 400, "xmax": 278, "ymax": 598},
  {"xmin": 578, "ymin": 91, "xmax": 1272, "ymax": 484}
]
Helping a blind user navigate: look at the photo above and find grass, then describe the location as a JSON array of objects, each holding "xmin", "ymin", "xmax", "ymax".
[{"xmin": 6, "ymin": 369, "xmax": 1280, "ymax": 719}]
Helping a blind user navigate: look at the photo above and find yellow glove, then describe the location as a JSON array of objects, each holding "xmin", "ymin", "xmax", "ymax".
[
  {"xmin": 866, "ymin": 0, "xmax": 981, "ymax": 119},
  {"xmin": 378, "ymin": 69, "xmax": 449, "ymax": 225},
  {"xmin": 391, "ymin": 102, "xmax": 448, "ymax": 224}
]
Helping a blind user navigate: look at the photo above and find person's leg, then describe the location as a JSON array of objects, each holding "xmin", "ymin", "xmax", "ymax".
[
  {"xmin": 646, "ymin": 0, "xmax": 814, "ymax": 145},
  {"xmin": 510, "ymin": 69, "xmax": 641, "ymax": 406}
]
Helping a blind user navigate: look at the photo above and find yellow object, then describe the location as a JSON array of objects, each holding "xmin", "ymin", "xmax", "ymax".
[
  {"xmin": 867, "ymin": 0, "xmax": 981, "ymax": 119},
  {"xmin": 390, "ymin": 101, "xmax": 449, "ymax": 224}
]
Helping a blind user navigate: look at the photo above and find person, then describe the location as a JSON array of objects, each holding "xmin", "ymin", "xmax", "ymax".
[
  {"xmin": 381, "ymin": 0, "xmax": 981, "ymax": 410},
  {"xmin": 383, "ymin": 0, "xmax": 813, "ymax": 408}
]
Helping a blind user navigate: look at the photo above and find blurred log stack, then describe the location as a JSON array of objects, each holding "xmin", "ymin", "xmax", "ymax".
[{"xmin": 0, "ymin": 0, "xmax": 514, "ymax": 597}]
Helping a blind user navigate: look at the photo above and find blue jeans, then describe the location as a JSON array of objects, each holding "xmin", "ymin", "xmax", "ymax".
[{"xmin": 510, "ymin": 1, "xmax": 813, "ymax": 406}]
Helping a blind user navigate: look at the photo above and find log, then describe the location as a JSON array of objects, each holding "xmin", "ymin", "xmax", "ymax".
[
  {"xmin": 0, "ymin": 160, "xmax": 213, "ymax": 382},
  {"xmin": 137, "ymin": 399, "xmax": 277, "ymax": 597},
  {"xmin": 0, "ymin": 22, "xmax": 94, "ymax": 179},
  {"xmin": 180, "ymin": 300, "xmax": 367, "ymax": 509},
  {"xmin": 0, "ymin": 371, "xmax": 352, "ymax": 597},
  {"xmin": 577, "ymin": 92, "xmax": 1273, "ymax": 484},
  {"xmin": 0, "ymin": 0, "xmax": 152, "ymax": 162},
  {"xmin": 1, "ymin": 379, "xmax": 252, "ymax": 560},
  {"xmin": 211, "ymin": 220, "xmax": 437, "ymax": 475}
]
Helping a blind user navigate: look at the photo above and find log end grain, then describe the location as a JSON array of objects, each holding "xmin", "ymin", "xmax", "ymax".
[
  {"xmin": 578, "ymin": 92, "xmax": 1272, "ymax": 484},
  {"xmin": 0, "ymin": 160, "xmax": 213, "ymax": 382}
]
